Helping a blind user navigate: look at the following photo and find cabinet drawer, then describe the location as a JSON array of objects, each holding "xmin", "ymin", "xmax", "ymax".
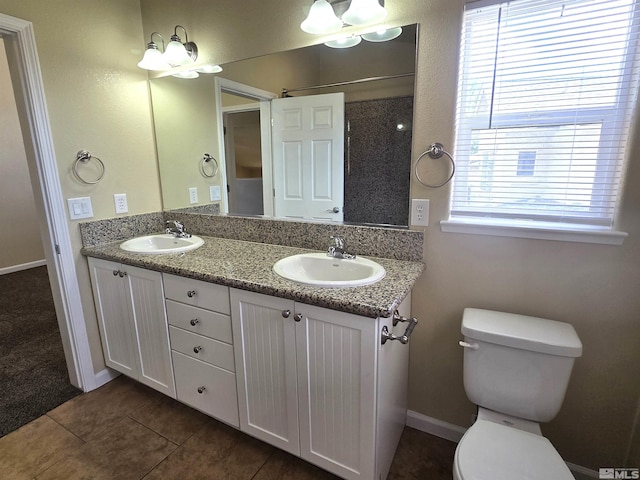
[
  {"xmin": 172, "ymin": 351, "xmax": 239, "ymax": 427},
  {"xmin": 163, "ymin": 274, "xmax": 230, "ymax": 314},
  {"xmin": 169, "ymin": 326, "xmax": 235, "ymax": 372},
  {"xmin": 166, "ymin": 300, "xmax": 232, "ymax": 344}
]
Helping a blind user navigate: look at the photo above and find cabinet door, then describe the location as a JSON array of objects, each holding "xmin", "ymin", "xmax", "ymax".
[
  {"xmin": 125, "ymin": 265, "xmax": 176, "ymax": 398},
  {"xmin": 295, "ymin": 304, "xmax": 378, "ymax": 480},
  {"xmin": 230, "ymin": 289, "xmax": 300, "ymax": 455},
  {"xmin": 88, "ymin": 257, "xmax": 138, "ymax": 377}
]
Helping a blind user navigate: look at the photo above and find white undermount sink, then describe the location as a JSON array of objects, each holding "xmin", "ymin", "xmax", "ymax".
[
  {"xmin": 120, "ymin": 234, "xmax": 204, "ymax": 254},
  {"xmin": 273, "ymin": 252, "xmax": 386, "ymax": 288}
]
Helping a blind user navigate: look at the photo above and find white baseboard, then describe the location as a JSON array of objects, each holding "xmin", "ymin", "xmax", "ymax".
[
  {"xmin": 406, "ymin": 410, "xmax": 466, "ymax": 443},
  {"xmin": 0, "ymin": 259, "xmax": 46, "ymax": 275},
  {"xmin": 406, "ymin": 409, "xmax": 598, "ymax": 479},
  {"xmin": 92, "ymin": 368, "xmax": 120, "ymax": 391}
]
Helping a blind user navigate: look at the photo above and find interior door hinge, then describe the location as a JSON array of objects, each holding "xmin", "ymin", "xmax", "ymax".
[
  {"xmin": 273, "ymin": 188, "xmax": 276, "ymax": 197},
  {"xmin": 54, "ymin": 244, "xmax": 61, "ymax": 254}
]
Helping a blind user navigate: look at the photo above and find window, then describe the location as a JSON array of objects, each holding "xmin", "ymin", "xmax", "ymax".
[{"xmin": 448, "ymin": 0, "xmax": 640, "ymax": 235}]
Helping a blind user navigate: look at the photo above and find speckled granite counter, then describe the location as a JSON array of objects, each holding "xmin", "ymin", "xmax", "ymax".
[{"xmin": 81, "ymin": 235, "xmax": 424, "ymax": 319}]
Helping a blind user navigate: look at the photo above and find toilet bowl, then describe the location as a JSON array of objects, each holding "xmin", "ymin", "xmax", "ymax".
[
  {"xmin": 454, "ymin": 308, "xmax": 582, "ymax": 480},
  {"xmin": 453, "ymin": 409, "xmax": 575, "ymax": 480}
]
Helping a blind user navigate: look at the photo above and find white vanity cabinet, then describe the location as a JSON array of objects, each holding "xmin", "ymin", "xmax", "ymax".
[
  {"xmin": 164, "ymin": 274, "xmax": 239, "ymax": 427},
  {"xmin": 87, "ymin": 257, "xmax": 176, "ymax": 397},
  {"xmin": 231, "ymin": 288, "xmax": 411, "ymax": 480}
]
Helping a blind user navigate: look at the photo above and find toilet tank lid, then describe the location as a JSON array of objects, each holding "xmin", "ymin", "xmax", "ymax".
[{"xmin": 462, "ymin": 308, "xmax": 583, "ymax": 357}]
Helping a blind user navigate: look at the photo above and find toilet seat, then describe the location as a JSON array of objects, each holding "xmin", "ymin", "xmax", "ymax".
[{"xmin": 454, "ymin": 419, "xmax": 575, "ymax": 480}]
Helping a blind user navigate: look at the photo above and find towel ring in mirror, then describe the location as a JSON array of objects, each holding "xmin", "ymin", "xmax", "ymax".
[
  {"xmin": 72, "ymin": 150, "xmax": 105, "ymax": 185},
  {"xmin": 414, "ymin": 143, "xmax": 455, "ymax": 188},
  {"xmin": 200, "ymin": 153, "xmax": 219, "ymax": 178}
]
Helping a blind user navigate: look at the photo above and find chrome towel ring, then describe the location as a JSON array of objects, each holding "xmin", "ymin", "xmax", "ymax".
[
  {"xmin": 72, "ymin": 150, "xmax": 105, "ymax": 184},
  {"xmin": 414, "ymin": 143, "xmax": 455, "ymax": 188},
  {"xmin": 200, "ymin": 153, "xmax": 219, "ymax": 178}
]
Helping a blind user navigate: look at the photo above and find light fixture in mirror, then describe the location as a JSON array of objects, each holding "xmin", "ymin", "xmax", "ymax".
[
  {"xmin": 172, "ymin": 70, "xmax": 199, "ymax": 79},
  {"xmin": 325, "ymin": 34, "xmax": 362, "ymax": 48},
  {"xmin": 362, "ymin": 27, "xmax": 402, "ymax": 42},
  {"xmin": 197, "ymin": 64, "xmax": 223, "ymax": 74}
]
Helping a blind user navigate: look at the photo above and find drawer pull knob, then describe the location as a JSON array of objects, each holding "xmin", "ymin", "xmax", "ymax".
[
  {"xmin": 112, "ymin": 270, "xmax": 119, "ymax": 276},
  {"xmin": 197, "ymin": 386, "xmax": 206, "ymax": 394},
  {"xmin": 193, "ymin": 346, "xmax": 203, "ymax": 353},
  {"xmin": 294, "ymin": 313, "xmax": 303, "ymax": 322},
  {"xmin": 187, "ymin": 290, "xmax": 197, "ymax": 298},
  {"xmin": 190, "ymin": 319, "xmax": 199, "ymax": 326},
  {"xmin": 282, "ymin": 310, "xmax": 291, "ymax": 318}
]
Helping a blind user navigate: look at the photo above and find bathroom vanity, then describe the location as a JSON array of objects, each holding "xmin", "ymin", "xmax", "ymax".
[{"xmin": 84, "ymin": 233, "xmax": 423, "ymax": 480}]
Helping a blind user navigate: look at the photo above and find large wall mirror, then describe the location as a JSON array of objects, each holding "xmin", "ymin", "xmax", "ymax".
[{"xmin": 151, "ymin": 24, "xmax": 417, "ymax": 227}]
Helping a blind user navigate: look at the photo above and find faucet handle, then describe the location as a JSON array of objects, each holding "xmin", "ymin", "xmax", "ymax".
[{"xmin": 330, "ymin": 235, "xmax": 345, "ymax": 249}]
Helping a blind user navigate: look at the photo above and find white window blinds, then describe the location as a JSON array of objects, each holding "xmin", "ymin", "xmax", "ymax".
[{"xmin": 451, "ymin": 0, "xmax": 640, "ymax": 228}]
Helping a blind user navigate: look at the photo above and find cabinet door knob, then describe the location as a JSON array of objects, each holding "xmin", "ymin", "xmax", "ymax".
[
  {"xmin": 294, "ymin": 313, "xmax": 303, "ymax": 322},
  {"xmin": 197, "ymin": 386, "xmax": 206, "ymax": 394},
  {"xmin": 282, "ymin": 310, "xmax": 291, "ymax": 318},
  {"xmin": 193, "ymin": 346, "xmax": 203, "ymax": 353},
  {"xmin": 190, "ymin": 319, "xmax": 199, "ymax": 326},
  {"xmin": 118, "ymin": 271, "xmax": 127, "ymax": 277},
  {"xmin": 187, "ymin": 290, "xmax": 197, "ymax": 298},
  {"xmin": 112, "ymin": 270, "xmax": 119, "ymax": 276}
]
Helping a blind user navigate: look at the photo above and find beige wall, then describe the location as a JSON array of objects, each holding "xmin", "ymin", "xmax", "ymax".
[
  {"xmin": 0, "ymin": 0, "xmax": 636, "ymax": 471},
  {"xmin": 0, "ymin": 0, "xmax": 162, "ymax": 372},
  {"xmin": 0, "ymin": 38, "xmax": 45, "ymax": 269},
  {"xmin": 139, "ymin": 0, "xmax": 640, "ymax": 469}
]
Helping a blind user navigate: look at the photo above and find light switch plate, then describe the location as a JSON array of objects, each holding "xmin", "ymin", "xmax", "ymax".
[
  {"xmin": 189, "ymin": 187, "xmax": 198, "ymax": 204},
  {"xmin": 67, "ymin": 197, "xmax": 94, "ymax": 220},
  {"xmin": 411, "ymin": 199, "xmax": 430, "ymax": 227},
  {"xmin": 114, "ymin": 193, "xmax": 128, "ymax": 214},
  {"xmin": 209, "ymin": 185, "xmax": 221, "ymax": 201}
]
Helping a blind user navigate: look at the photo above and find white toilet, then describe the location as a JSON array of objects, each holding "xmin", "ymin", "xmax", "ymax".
[{"xmin": 454, "ymin": 308, "xmax": 583, "ymax": 480}]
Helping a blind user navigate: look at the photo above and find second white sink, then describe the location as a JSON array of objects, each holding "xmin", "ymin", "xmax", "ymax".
[
  {"xmin": 273, "ymin": 252, "xmax": 386, "ymax": 288},
  {"xmin": 120, "ymin": 234, "xmax": 204, "ymax": 254}
]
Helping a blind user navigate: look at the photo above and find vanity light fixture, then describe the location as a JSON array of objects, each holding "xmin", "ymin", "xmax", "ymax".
[
  {"xmin": 301, "ymin": 0, "xmax": 388, "ymax": 35},
  {"xmin": 163, "ymin": 25, "xmax": 198, "ymax": 66},
  {"xmin": 342, "ymin": 0, "xmax": 387, "ymax": 26},
  {"xmin": 301, "ymin": 0, "xmax": 344, "ymax": 34},
  {"xmin": 137, "ymin": 32, "xmax": 171, "ymax": 71}
]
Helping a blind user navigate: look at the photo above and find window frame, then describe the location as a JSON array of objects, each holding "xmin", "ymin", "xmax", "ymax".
[{"xmin": 441, "ymin": 0, "xmax": 638, "ymax": 244}]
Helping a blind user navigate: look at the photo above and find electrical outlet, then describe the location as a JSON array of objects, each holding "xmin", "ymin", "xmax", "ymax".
[
  {"xmin": 114, "ymin": 193, "xmax": 128, "ymax": 214},
  {"xmin": 411, "ymin": 199, "xmax": 429, "ymax": 227},
  {"xmin": 189, "ymin": 187, "xmax": 198, "ymax": 204}
]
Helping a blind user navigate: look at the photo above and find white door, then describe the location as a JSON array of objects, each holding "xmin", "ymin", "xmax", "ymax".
[
  {"xmin": 230, "ymin": 289, "xmax": 300, "ymax": 455},
  {"xmin": 271, "ymin": 93, "xmax": 344, "ymax": 221}
]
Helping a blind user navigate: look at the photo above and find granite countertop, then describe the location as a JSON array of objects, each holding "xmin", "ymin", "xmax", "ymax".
[{"xmin": 81, "ymin": 235, "xmax": 425, "ymax": 319}]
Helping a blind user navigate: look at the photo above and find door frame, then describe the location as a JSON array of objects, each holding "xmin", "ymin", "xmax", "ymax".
[
  {"xmin": 1, "ymin": 13, "xmax": 96, "ymax": 391},
  {"xmin": 214, "ymin": 77, "xmax": 277, "ymax": 216}
]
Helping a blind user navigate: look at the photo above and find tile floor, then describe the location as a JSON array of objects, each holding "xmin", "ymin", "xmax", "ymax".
[{"xmin": 0, "ymin": 376, "xmax": 456, "ymax": 480}]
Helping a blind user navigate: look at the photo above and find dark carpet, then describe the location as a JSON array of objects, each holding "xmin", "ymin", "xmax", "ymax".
[{"xmin": 0, "ymin": 265, "xmax": 81, "ymax": 437}]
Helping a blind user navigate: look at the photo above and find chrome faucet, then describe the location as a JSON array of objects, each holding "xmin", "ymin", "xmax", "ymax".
[
  {"xmin": 165, "ymin": 220, "xmax": 191, "ymax": 238},
  {"xmin": 327, "ymin": 235, "xmax": 356, "ymax": 259}
]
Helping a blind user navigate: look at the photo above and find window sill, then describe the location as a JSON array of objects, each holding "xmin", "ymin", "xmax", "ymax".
[{"xmin": 440, "ymin": 218, "xmax": 627, "ymax": 245}]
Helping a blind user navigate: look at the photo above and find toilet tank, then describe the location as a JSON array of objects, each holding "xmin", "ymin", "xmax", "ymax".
[{"xmin": 461, "ymin": 308, "xmax": 582, "ymax": 423}]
